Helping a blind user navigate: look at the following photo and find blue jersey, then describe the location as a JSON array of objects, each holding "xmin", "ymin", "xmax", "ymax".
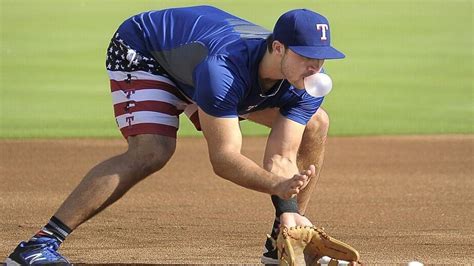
[{"xmin": 116, "ymin": 5, "xmax": 323, "ymax": 125}]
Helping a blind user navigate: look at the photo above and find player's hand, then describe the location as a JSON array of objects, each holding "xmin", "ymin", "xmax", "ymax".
[
  {"xmin": 274, "ymin": 165, "xmax": 315, "ymax": 199},
  {"xmin": 280, "ymin": 212, "xmax": 313, "ymax": 227}
]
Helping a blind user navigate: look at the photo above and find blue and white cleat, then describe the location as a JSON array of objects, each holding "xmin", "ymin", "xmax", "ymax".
[{"xmin": 5, "ymin": 236, "xmax": 70, "ymax": 265}]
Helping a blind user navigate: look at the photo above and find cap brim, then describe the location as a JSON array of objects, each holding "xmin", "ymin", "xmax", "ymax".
[{"xmin": 289, "ymin": 46, "xmax": 345, "ymax": 59}]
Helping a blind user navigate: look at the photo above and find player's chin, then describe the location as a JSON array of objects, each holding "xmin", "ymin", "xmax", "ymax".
[{"xmin": 289, "ymin": 79, "xmax": 305, "ymax": 90}]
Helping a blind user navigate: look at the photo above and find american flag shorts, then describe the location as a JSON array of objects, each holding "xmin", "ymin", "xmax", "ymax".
[{"xmin": 106, "ymin": 33, "xmax": 201, "ymax": 139}]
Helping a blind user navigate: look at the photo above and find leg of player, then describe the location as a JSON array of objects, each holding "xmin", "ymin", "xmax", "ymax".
[
  {"xmin": 6, "ymin": 134, "xmax": 176, "ymax": 265},
  {"xmin": 295, "ymin": 108, "xmax": 329, "ymax": 215},
  {"xmin": 55, "ymin": 134, "xmax": 176, "ymax": 229}
]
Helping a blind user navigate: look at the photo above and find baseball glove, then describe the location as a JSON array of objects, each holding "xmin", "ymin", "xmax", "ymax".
[{"xmin": 276, "ymin": 225, "xmax": 360, "ymax": 266}]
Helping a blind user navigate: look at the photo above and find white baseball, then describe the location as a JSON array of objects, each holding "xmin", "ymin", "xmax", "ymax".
[{"xmin": 303, "ymin": 72, "xmax": 333, "ymax": 97}]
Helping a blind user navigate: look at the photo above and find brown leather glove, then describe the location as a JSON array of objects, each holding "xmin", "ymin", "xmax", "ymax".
[{"xmin": 276, "ymin": 225, "xmax": 360, "ymax": 266}]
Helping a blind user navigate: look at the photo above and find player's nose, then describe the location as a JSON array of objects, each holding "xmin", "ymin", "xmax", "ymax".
[
  {"xmin": 307, "ymin": 65, "xmax": 320, "ymax": 75},
  {"xmin": 307, "ymin": 59, "xmax": 324, "ymax": 74}
]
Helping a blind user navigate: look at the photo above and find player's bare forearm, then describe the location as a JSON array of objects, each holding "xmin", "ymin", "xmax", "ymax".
[
  {"xmin": 210, "ymin": 150, "xmax": 309, "ymax": 199},
  {"xmin": 210, "ymin": 149, "xmax": 279, "ymax": 194}
]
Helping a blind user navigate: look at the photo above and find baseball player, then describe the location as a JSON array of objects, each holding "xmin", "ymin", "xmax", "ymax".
[{"xmin": 7, "ymin": 6, "xmax": 359, "ymax": 265}]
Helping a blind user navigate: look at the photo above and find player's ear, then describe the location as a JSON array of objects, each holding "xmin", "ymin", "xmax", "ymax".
[{"xmin": 272, "ymin": 40, "xmax": 285, "ymax": 56}]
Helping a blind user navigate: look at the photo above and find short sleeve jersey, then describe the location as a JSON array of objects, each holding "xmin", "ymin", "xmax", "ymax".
[{"xmin": 116, "ymin": 5, "xmax": 324, "ymax": 125}]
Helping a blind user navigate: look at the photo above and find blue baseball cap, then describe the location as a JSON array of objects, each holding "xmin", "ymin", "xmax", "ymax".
[{"xmin": 273, "ymin": 9, "xmax": 345, "ymax": 59}]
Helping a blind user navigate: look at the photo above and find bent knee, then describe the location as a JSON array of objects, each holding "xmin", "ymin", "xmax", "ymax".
[
  {"xmin": 306, "ymin": 108, "xmax": 330, "ymax": 135},
  {"xmin": 126, "ymin": 134, "xmax": 176, "ymax": 176}
]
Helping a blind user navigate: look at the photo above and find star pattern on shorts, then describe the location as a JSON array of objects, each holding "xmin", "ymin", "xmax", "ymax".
[{"xmin": 106, "ymin": 37, "xmax": 166, "ymax": 75}]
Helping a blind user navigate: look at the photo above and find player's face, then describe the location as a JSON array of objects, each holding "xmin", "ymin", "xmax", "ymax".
[{"xmin": 280, "ymin": 48, "xmax": 324, "ymax": 89}]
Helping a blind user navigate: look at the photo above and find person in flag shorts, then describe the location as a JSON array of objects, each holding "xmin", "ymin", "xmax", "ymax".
[{"xmin": 7, "ymin": 5, "xmax": 350, "ymax": 265}]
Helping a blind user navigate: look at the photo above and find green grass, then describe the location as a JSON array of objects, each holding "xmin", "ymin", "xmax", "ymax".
[{"xmin": 1, "ymin": 0, "xmax": 472, "ymax": 138}]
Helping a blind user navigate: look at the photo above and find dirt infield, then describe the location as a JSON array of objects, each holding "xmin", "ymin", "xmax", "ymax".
[{"xmin": 1, "ymin": 135, "xmax": 473, "ymax": 264}]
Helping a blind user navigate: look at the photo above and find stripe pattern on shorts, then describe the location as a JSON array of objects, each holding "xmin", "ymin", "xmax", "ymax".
[{"xmin": 106, "ymin": 35, "xmax": 192, "ymax": 139}]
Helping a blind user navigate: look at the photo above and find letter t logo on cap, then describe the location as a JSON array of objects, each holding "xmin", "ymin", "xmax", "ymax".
[{"xmin": 316, "ymin": 24, "xmax": 329, "ymax": 40}]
